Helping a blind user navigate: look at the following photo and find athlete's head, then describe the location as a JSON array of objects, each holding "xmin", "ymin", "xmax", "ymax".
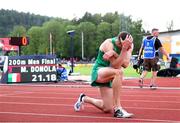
[
  {"xmin": 151, "ymin": 28, "xmax": 159, "ymax": 37},
  {"xmin": 118, "ymin": 31, "xmax": 131, "ymax": 42},
  {"xmin": 115, "ymin": 31, "xmax": 131, "ymax": 49}
]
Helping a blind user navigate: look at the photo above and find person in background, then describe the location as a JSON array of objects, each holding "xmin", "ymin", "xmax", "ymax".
[
  {"xmin": 56, "ymin": 63, "xmax": 68, "ymax": 81},
  {"xmin": 138, "ymin": 28, "xmax": 170, "ymax": 89}
]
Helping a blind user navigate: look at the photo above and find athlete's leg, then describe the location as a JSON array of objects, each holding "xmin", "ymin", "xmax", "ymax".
[
  {"xmin": 96, "ymin": 67, "xmax": 124, "ymax": 110},
  {"xmin": 96, "ymin": 67, "xmax": 122, "ymax": 83},
  {"xmin": 79, "ymin": 67, "xmax": 122, "ymax": 112},
  {"xmin": 83, "ymin": 87, "xmax": 113, "ymax": 113},
  {"xmin": 99, "ymin": 87, "xmax": 113, "ymax": 112},
  {"xmin": 74, "ymin": 67, "xmax": 120, "ymax": 112},
  {"xmin": 112, "ymin": 68, "xmax": 123, "ymax": 109},
  {"xmin": 96, "ymin": 66, "xmax": 133, "ymax": 118}
]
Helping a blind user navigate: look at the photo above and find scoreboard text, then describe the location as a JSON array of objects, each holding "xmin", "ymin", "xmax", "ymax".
[{"xmin": 7, "ymin": 55, "xmax": 57, "ymax": 83}]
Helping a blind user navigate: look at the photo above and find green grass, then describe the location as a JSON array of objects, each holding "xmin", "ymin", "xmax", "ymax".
[
  {"xmin": 64, "ymin": 64, "xmax": 152, "ymax": 78},
  {"xmin": 123, "ymin": 66, "xmax": 140, "ymax": 77},
  {"xmin": 74, "ymin": 66, "xmax": 92, "ymax": 75},
  {"xmin": 64, "ymin": 65, "xmax": 92, "ymax": 75}
]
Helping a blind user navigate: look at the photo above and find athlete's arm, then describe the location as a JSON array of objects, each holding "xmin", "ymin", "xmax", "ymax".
[
  {"xmin": 101, "ymin": 39, "xmax": 118, "ymax": 61},
  {"xmin": 109, "ymin": 35, "xmax": 133, "ymax": 69},
  {"xmin": 122, "ymin": 44, "xmax": 134, "ymax": 68},
  {"xmin": 103, "ymin": 50, "xmax": 118, "ymax": 61}
]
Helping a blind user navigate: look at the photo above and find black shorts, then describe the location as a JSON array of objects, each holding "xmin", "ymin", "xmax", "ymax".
[{"xmin": 143, "ymin": 57, "xmax": 160, "ymax": 72}]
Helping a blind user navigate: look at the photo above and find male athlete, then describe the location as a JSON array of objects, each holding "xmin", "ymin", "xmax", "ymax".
[{"xmin": 74, "ymin": 31, "xmax": 134, "ymax": 118}]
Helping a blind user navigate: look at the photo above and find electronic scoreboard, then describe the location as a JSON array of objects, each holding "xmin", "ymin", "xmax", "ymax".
[{"xmin": 7, "ymin": 55, "xmax": 57, "ymax": 83}]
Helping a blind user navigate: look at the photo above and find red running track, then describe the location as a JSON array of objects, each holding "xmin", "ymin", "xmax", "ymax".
[
  {"xmin": 123, "ymin": 77, "xmax": 180, "ymax": 88},
  {"xmin": 0, "ymin": 77, "xmax": 180, "ymax": 122}
]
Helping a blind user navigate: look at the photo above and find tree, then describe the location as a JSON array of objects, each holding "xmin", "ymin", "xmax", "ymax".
[
  {"xmin": 8, "ymin": 25, "xmax": 27, "ymax": 55},
  {"xmin": 0, "ymin": 9, "xmax": 51, "ymax": 37},
  {"xmin": 5, "ymin": 11, "xmax": 144, "ymax": 58},
  {"xmin": 42, "ymin": 19, "xmax": 67, "ymax": 56},
  {"xmin": 112, "ymin": 19, "xmax": 121, "ymax": 36},
  {"xmin": 77, "ymin": 22, "xmax": 96, "ymax": 59},
  {"xmin": 78, "ymin": 12, "xmax": 93, "ymax": 23},
  {"xmin": 102, "ymin": 12, "xmax": 119, "ymax": 24},
  {"xmin": 9, "ymin": 25, "xmax": 26, "ymax": 37},
  {"xmin": 91, "ymin": 14, "xmax": 102, "ymax": 25},
  {"xmin": 97, "ymin": 22, "xmax": 112, "ymax": 44},
  {"xmin": 26, "ymin": 26, "xmax": 43, "ymax": 55},
  {"xmin": 129, "ymin": 20, "xmax": 144, "ymax": 54}
]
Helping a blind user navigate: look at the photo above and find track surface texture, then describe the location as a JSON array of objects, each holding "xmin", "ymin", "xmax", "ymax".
[{"xmin": 0, "ymin": 77, "xmax": 180, "ymax": 122}]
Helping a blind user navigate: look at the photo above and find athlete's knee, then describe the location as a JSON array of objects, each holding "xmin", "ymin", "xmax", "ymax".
[{"xmin": 113, "ymin": 69, "xmax": 123, "ymax": 76}]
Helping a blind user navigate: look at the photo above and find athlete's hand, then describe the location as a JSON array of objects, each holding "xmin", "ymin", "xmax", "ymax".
[{"xmin": 121, "ymin": 35, "xmax": 133, "ymax": 50}]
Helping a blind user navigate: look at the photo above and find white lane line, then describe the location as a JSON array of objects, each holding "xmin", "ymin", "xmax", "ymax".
[
  {"xmin": 1, "ymin": 88, "xmax": 180, "ymax": 95},
  {"xmin": 0, "ymin": 101, "xmax": 180, "ymax": 111},
  {"xmin": 1, "ymin": 84, "xmax": 180, "ymax": 90},
  {"xmin": 0, "ymin": 111, "xmax": 178, "ymax": 122},
  {"xmin": 1, "ymin": 95, "xmax": 180, "ymax": 104},
  {"xmin": 1, "ymin": 91, "xmax": 180, "ymax": 98},
  {"xmin": 1, "ymin": 87, "xmax": 180, "ymax": 95},
  {"xmin": 0, "ymin": 84, "xmax": 91, "ymax": 88}
]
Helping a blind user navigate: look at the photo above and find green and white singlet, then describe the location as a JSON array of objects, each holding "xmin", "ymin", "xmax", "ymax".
[{"xmin": 91, "ymin": 37, "xmax": 121, "ymax": 88}]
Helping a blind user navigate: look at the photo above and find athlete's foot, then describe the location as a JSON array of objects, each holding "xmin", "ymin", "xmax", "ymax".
[
  {"xmin": 74, "ymin": 93, "xmax": 86, "ymax": 112},
  {"xmin": 139, "ymin": 78, "xmax": 143, "ymax": 88},
  {"xmin": 114, "ymin": 108, "xmax": 134, "ymax": 118}
]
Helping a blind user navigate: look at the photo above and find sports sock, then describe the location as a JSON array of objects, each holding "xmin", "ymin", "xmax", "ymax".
[{"xmin": 114, "ymin": 107, "xmax": 123, "ymax": 112}]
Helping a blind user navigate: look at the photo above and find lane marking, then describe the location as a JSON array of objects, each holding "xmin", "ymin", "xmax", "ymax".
[
  {"xmin": 1, "ymin": 95, "xmax": 180, "ymax": 104},
  {"xmin": 0, "ymin": 111, "xmax": 178, "ymax": 122},
  {"xmin": 1, "ymin": 101, "xmax": 180, "ymax": 111},
  {"xmin": 1, "ymin": 88, "xmax": 180, "ymax": 96},
  {"xmin": 1, "ymin": 84, "xmax": 180, "ymax": 90},
  {"xmin": 1, "ymin": 91, "xmax": 180, "ymax": 98}
]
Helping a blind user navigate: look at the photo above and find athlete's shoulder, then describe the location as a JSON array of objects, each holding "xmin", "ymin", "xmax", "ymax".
[
  {"xmin": 100, "ymin": 38, "xmax": 113, "ymax": 51},
  {"xmin": 103, "ymin": 38, "xmax": 113, "ymax": 44},
  {"xmin": 100, "ymin": 38, "xmax": 112, "ymax": 51}
]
